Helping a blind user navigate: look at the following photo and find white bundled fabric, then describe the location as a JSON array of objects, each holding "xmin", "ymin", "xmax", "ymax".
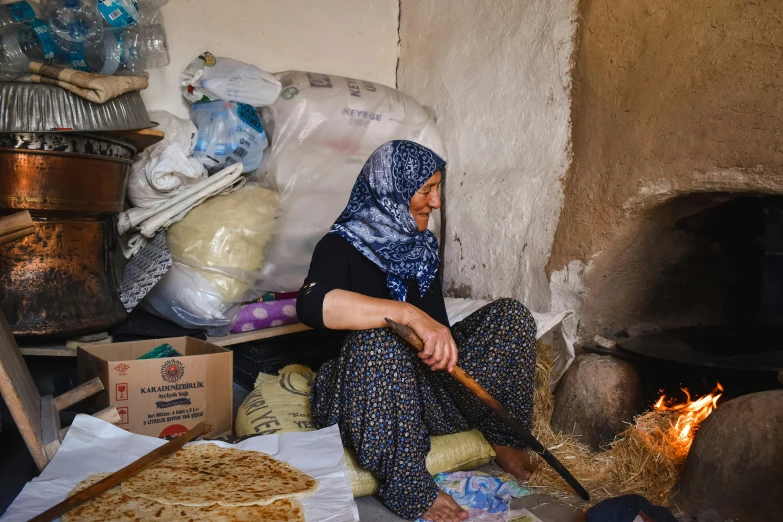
[
  {"xmin": 181, "ymin": 53, "xmax": 281, "ymax": 106},
  {"xmin": 127, "ymin": 110, "xmax": 206, "ymax": 208},
  {"xmin": 119, "ymin": 163, "xmax": 245, "ymax": 258},
  {"xmin": 251, "ymin": 71, "xmax": 446, "ymax": 292},
  {"xmin": 444, "ymin": 298, "xmax": 576, "ymax": 391},
  {"xmin": 143, "ymin": 184, "xmax": 279, "ymax": 334}
]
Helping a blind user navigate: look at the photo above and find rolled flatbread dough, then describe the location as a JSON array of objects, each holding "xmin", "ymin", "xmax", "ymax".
[
  {"xmin": 121, "ymin": 444, "xmax": 318, "ymax": 507},
  {"xmin": 62, "ymin": 473, "xmax": 306, "ymax": 522}
]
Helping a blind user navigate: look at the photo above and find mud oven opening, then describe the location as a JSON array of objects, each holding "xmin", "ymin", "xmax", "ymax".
[
  {"xmin": 558, "ymin": 189, "xmax": 783, "ymax": 520},
  {"xmin": 580, "ymin": 191, "xmax": 783, "ymax": 376}
]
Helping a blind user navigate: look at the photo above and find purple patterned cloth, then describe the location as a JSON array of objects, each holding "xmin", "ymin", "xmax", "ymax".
[{"xmin": 230, "ymin": 298, "xmax": 299, "ymax": 334}]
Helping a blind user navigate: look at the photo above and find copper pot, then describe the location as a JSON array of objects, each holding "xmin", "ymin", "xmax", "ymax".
[
  {"xmin": 0, "ymin": 145, "xmax": 131, "ymax": 337},
  {"xmin": 0, "ymin": 149, "xmax": 129, "ymax": 214}
]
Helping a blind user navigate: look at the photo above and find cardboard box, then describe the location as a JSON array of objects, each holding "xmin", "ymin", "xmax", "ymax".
[{"xmin": 78, "ymin": 337, "xmax": 233, "ymax": 438}]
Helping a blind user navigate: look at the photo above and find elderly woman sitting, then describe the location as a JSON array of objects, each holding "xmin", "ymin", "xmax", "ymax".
[{"xmin": 296, "ymin": 140, "xmax": 538, "ymax": 522}]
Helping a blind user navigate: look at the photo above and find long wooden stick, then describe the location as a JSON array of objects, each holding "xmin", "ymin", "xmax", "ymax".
[
  {"xmin": 29, "ymin": 421, "xmax": 213, "ymax": 522},
  {"xmin": 385, "ymin": 318, "xmax": 591, "ymax": 501}
]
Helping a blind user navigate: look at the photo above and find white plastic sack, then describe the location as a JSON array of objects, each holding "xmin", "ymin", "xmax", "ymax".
[
  {"xmin": 251, "ymin": 71, "xmax": 446, "ymax": 292},
  {"xmin": 182, "ymin": 53, "xmax": 281, "ymax": 106},
  {"xmin": 127, "ymin": 110, "xmax": 206, "ymax": 208},
  {"xmin": 192, "ymin": 101, "xmax": 268, "ymax": 173},
  {"xmin": 143, "ymin": 184, "xmax": 279, "ymax": 334}
]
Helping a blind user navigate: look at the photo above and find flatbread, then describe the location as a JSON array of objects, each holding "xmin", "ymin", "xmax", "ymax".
[
  {"xmin": 62, "ymin": 473, "xmax": 305, "ymax": 522},
  {"xmin": 121, "ymin": 444, "xmax": 319, "ymax": 507}
]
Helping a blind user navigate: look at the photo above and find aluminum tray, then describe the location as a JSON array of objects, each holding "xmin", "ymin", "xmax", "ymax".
[{"xmin": 0, "ymin": 82, "xmax": 153, "ymax": 133}]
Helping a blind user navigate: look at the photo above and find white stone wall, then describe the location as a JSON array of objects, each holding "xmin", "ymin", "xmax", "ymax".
[
  {"xmin": 396, "ymin": 0, "xmax": 577, "ymax": 311},
  {"xmin": 142, "ymin": 0, "xmax": 399, "ymax": 118}
]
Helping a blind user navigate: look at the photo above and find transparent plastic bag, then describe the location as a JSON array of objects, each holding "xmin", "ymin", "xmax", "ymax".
[
  {"xmin": 250, "ymin": 71, "xmax": 446, "ymax": 292},
  {"xmin": 143, "ymin": 263, "xmax": 241, "ymax": 334},
  {"xmin": 191, "ymin": 101, "xmax": 268, "ymax": 173},
  {"xmin": 181, "ymin": 52, "xmax": 281, "ymax": 106},
  {"xmin": 143, "ymin": 184, "xmax": 280, "ymax": 333}
]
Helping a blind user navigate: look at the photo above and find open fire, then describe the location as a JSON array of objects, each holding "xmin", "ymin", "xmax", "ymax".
[{"xmin": 653, "ymin": 383, "xmax": 724, "ymax": 443}]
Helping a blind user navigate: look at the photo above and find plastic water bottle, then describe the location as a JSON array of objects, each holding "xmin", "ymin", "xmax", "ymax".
[
  {"xmin": 0, "ymin": 19, "xmax": 57, "ymax": 80},
  {"xmin": 95, "ymin": 0, "xmax": 139, "ymax": 29},
  {"xmin": 60, "ymin": 30, "xmax": 122, "ymax": 75},
  {"xmin": 45, "ymin": 0, "xmax": 102, "ymax": 43},
  {"xmin": 137, "ymin": 0, "xmax": 167, "ymax": 24},
  {"xmin": 114, "ymin": 22, "xmax": 168, "ymax": 74},
  {"xmin": 0, "ymin": 1, "xmax": 43, "ymax": 30}
]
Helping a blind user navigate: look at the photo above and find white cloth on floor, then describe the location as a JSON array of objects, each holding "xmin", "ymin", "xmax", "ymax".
[
  {"xmin": 127, "ymin": 110, "xmax": 207, "ymax": 208},
  {"xmin": 444, "ymin": 297, "xmax": 576, "ymax": 390},
  {"xmin": 120, "ymin": 163, "xmax": 246, "ymax": 258}
]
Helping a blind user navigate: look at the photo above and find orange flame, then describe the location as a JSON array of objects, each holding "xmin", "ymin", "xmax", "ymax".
[{"xmin": 654, "ymin": 383, "xmax": 724, "ymax": 441}]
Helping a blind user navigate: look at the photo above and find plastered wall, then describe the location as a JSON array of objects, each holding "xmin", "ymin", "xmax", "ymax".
[
  {"xmin": 142, "ymin": 0, "xmax": 399, "ymax": 118},
  {"xmin": 548, "ymin": 0, "xmax": 783, "ymax": 341},
  {"xmin": 397, "ymin": 0, "xmax": 578, "ymax": 311}
]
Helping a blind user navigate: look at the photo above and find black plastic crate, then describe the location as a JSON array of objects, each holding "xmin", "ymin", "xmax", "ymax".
[{"xmin": 230, "ymin": 329, "xmax": 342, "ymax": 390}]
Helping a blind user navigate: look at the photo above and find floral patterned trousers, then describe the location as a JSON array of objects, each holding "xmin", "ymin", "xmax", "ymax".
[{"xmin": 310, "ymin": 299, "xmax": 537, "ymax": 520}]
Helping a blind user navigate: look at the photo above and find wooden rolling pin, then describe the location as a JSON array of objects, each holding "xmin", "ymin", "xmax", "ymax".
[
  {"xmin": 385, "ymin": 318, "xmax": 591, "ymax": 501},
  {"xmin": 29, "ymin": 422, "xmax": 213, "ymax": 522}
]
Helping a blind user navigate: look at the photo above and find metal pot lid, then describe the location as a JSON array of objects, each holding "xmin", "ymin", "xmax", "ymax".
[
  {"xmin": 0, "ymin": 132, "xmax": 136, "ymax": 159},
  {"xmin": 0, "ymin": 82, "xmax": 153, "ymax": 133}
]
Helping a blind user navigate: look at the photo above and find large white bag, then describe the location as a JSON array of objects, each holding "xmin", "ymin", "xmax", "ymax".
[{"xmin": 252, "ymin": 71, "xmax": 446, "ymax": 292}]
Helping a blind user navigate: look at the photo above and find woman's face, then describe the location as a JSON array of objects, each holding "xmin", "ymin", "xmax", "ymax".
[{"xmin": 410, "ymin": 171, "xmax": 442, "ymax": 232}]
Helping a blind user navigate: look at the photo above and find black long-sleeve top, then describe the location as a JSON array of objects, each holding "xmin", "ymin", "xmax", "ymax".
[{"xmin": 296, "ymin": 234, "xmax": 450, "ymax": 336}]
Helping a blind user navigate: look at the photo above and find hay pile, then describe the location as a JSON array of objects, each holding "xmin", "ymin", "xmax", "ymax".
[{"xmin": 515, "ymin": 343, "xmax": 691, "ymax": 507}]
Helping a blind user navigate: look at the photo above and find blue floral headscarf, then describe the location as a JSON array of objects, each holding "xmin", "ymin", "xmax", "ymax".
[{"xmin": 330, "ymin": 140, "xmax": 446, "ymax": 302}]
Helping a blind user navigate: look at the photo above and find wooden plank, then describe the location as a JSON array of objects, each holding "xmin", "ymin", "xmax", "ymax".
[
  {"xmin": 103, "ymin": 128, "xmax": 165, "ymax": 153},
  {"xmin": 18, "ymin": 343, "xmax": 77, "ymax": 357},
  {"xmin": 58, "ymin": 406, "xmax": 121, "ymax": 440},
  {"xmin": 40, "ymin": 395, "xmax": 60, "ymax": 462},
  {"xmin": 0, "ymin": 210, "xmax": 34, "ymax": 246},
  {"xmin": 0, "ymin": 311, "xmax": 47, "ymax": 470},
  {"xmin": 207, "ymin": 323, "xmax": 311, "ymax": 347},
  {"xmin": 54, "ymin": 377, "xmax": 104, "ymax": 411}
]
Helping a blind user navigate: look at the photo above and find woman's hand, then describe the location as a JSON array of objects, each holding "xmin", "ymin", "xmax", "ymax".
[
  {"xmin": 319, "ymin": 290, "xmax": 457, "ymax": 372},
  {"xmin": 405, "ymin": 308, "xmax": 458, "ymax": 372}
]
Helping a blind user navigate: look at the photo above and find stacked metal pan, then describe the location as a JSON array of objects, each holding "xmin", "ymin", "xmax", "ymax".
[{"xmin": 0, "ymin": 83, "xmax": 152, "ymax": 337}]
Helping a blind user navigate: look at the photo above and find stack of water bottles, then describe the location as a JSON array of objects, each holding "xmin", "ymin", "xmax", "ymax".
[{"xmin": 0, "ymin": 0, "xmax": 169, "ymax": 81}]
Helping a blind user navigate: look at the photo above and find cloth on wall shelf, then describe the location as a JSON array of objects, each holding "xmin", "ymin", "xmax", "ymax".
[{"xmin": 22, "ymin": 62, "xmax": 148, "ymax": 103}]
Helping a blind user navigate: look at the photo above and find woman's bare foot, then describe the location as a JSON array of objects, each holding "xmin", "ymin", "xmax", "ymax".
[
  {"xmin": 493, "ymin": 445, "xmax": 539, "ymax": 481},
  {"xmin": 421, "ymin": 491, "xmax": 468, "ymax": 522}
]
